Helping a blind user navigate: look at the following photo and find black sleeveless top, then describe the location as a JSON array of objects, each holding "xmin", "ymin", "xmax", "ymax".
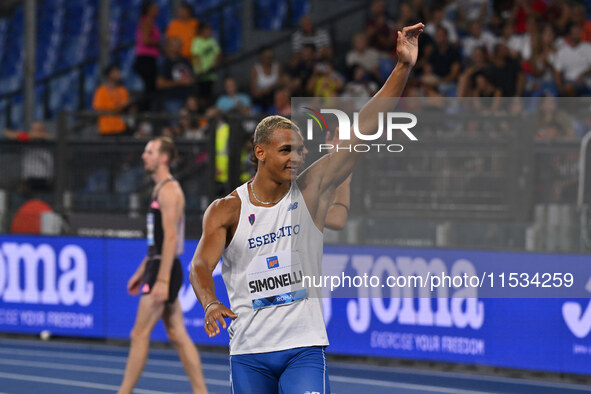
[{"xmin": 147, "ymin": 178, "xmax": 185, "ymax": 257}]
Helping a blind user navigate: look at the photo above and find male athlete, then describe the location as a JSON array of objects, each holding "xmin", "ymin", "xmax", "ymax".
[
  {"xmin": 119, "ymin": 137, "xmax": 207, "ymax": 394},
  {"xmin": 190, "ymin": 24, "xmax": 423, "ymax": 393}
]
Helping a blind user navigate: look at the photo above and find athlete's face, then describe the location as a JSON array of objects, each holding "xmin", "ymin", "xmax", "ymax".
[
  {"xmin": 257, "ymin": 128, "xmax": 304, "ymax": 182},
  {"xmin": 142, "ymin": 140, "xmax": 164, "ymax": 174}
]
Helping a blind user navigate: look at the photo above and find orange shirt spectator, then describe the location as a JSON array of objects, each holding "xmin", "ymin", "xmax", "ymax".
[
  {"xmin": 166, "ymin": 2, "xmax": 198, "ymax": 60},
  {"xmin": 572, "ymin": 4, "xmax": 591, "ymax": 43},
  {"xmin": 92, "ymin": 65, "xmax": 130, "ymax": 135}
]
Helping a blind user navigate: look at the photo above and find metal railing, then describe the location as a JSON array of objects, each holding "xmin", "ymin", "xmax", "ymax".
[
  {"xmin": 0, "ymin": 110, "xmax": 218, "ymax": 238},
  {"xmin": 2, "ymin": 103, "xmax": 589, "ymax": 252}
]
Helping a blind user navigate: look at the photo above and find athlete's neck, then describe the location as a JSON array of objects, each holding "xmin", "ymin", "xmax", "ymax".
[
  {"xmin": 250, "ymin": 175, "xmax": 290, "ymax": 205},
  {"xmin": 152, "ymin": 167, "xmax": 172, "ymax": 187}
]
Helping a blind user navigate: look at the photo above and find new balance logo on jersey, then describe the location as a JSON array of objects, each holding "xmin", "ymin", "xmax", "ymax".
[{"xmin": 288, "ymin": 202, "xmax": 298, "ymax": 211}]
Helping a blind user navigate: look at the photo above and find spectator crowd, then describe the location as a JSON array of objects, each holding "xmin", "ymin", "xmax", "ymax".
[{"xmin": 89, "ymin": 0, "xmax": 591, "ymax": 144}]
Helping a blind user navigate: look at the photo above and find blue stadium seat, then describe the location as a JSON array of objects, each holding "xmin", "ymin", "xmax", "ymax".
[
  {"xmin": 289, "ymin": 0, "xmax": 310, "ymax": 26},
  {"xmin": 193, "ymin": 0, "xmax": 223, "ymax": 15},
  {"xmin": 254, "ymin": 0, "xmax": 310, "ymax": 30},
  {"xmin": 0, "ymin": 19, "xmax": 8, "ymax": 76},
  {"xmin": 0, "ymin": 0, "xmax": 249, "ymax": 122},
  {"xmin": 254, "ymin": 0, "xmax": 287, "ymax": 30},
  {"xmin": 0, "ymin": 6, "xmax": 24, "ymax": 94},
  {"xmin": 223, "ymin": 3, "xmax": 242, "ymax": 53},
  {"xmin": 155, "ymin": 0, "xmax": 171, "ymax": 31}
]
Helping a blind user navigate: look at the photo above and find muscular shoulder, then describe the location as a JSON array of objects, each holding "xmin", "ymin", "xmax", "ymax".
[{"xmin": 205, "ymin": 191, "xmax": 241, "ymax": 228}]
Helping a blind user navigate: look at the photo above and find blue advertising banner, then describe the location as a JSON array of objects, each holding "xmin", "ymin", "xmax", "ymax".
[
  {"xmin": 104, "ymin": 238, "xmax": 230, "ymax": 345},
  {"xmin": 321, "ymin": 245, "xmax": 591, "ymax": 375},
  {"xmin": 0, "ymin": 235, "xmax": 105, "ymax": 337},
  {"xmin": 0, "ymin": 235, "xmax": 590, "ymax": 375}
]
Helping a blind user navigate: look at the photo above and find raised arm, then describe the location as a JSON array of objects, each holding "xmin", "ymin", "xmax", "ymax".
[
  {"xmin": 323, "ymin": 128, "xmax": 352, "ymax": 231},
  {"xmin": 325, "ymin": 174, "xmax": 352, "ymax": 230},
  {"xmin": 316, "ymin": 23, "xmax": 423, "ymax": 193},
  {"xmin": 190, "ymin": 196, "xmax": 238, "ymax": 337}
]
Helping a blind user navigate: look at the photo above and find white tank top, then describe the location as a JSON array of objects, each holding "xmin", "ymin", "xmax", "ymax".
[
  {"xmin": 255, "ymin": 63, "xmax": 279, "ymax": 91},
  {"xmin": 222, "ymin": 181, "xmax": 329, "ymax": 355}
]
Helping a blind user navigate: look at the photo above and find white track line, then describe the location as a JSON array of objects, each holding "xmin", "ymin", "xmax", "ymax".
[
  {"xmin": 0, "ymin": 348, "xmax": 491, "ymax": 393},
  {"xmin": 0, "ymin": 371, "xmax": 169, "ymax": 394},
  {"xmin": 0, "ymin": 358, "xmax": 229, "ymax": 387},
  {"xmin": 330, "ymin": 376, "xmax": 493, "ymax": 393},
  {"xmin": 0, "ymin": 347, "xmax": 228, "ymax": 371},
  {"xmin": 0, "ymin": 338, "xmax": 229, "ymax": 359},
  {"xmin": 330, "ymin": 360, "xmax": 591, "ymax": 391},
  {"xmin": 3, "ymin": 339, "xmax": 587, "ymax": 392}
]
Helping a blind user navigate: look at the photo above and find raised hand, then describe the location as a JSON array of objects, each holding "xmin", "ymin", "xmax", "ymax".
[{"xmin": 396, "ymin": 23, "xmax": 424, "ymax": 67}]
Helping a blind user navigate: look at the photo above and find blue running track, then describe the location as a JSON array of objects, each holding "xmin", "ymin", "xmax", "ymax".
[{"xmin": 0, "ymin": 337, "xmax": 589, "ymax": 393}]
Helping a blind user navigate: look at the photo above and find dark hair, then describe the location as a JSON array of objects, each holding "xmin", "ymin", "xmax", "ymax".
[
  {"xmin": 140, "ymin": 1, "xmax": 156, "ymax": 16},
  {"xmin": 199, "ymin": 22, "xmax": 211, "ymax": 33},
  {"xmin": 436, "ymin": 25, "xmax": 448, "ymax": 37},
  {"xmin": 259, "ymin": 45, "xmax": 272, "ymax": 55},
  {"xmin": 179, "ymin": 2, "xmax": 195, "ymax": 17},
  {"xmin": 103, "ymin": 64, "xmax": 119, "ymax": 78},
  {"xmin": 472, "ymin": 70, "xmax": 493, "ymax": 86},
  {"xmin": 153, "ymin": 136, "xmax": 178, "ymax": 164},
  {"xmin": 303, "ymin": 43, "xmax": 317, "ymax": 52},
  {"xmin": 568, "ymin": 22, "xmax": 580, "ymax": 34}
]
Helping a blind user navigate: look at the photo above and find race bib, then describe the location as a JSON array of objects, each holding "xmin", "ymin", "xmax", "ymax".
[
  {"xmin": 146, "ymin": 213, "xmax": 154, "ymax": 246},
  {"xmin": 247, "ymin": 249, "xmax": 307, "ymax": 310}
]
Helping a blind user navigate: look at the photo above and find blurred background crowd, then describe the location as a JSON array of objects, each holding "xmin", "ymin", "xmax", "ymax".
[
  {"xmin": 1, "ymin": 0, "xmax": 591, "ymax": 249},
  {"xmin": 3, "ymin": 0, "xmax": 590, "ymax": 141},
  {"xmin": 84, "ymin": 0, "xmax": 591, "ymax": 143}
]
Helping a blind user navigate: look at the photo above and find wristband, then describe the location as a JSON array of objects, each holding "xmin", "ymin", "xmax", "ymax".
[
  {"xmin": 204, "ymin": 300, "xmax": 222, "ymax": 314},
  {"xmin": 332, "ymin": 202, "xmax": 349, "ymax": 212}
]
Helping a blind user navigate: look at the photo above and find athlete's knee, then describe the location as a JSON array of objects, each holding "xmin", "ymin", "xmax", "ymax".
[
  {"xmin": 130, "ymin": 325, "xmax": 151, "ymax": 342},
  {"xmin": 166, "ymin": 324, "xmax": 188, "ymax": 347},
  {"xmin": 166, "ymin": 327, "xmax": 182, "ymax": 346}
]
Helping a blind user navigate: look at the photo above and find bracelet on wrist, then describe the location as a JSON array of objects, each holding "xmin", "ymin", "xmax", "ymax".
[
  {"xmin": 204, "ymin": 300, "xmax": 222, "ymax": 314},
  {"xmin": 332, "ymin": 202, "xmax": 350, "ymax": 212}
]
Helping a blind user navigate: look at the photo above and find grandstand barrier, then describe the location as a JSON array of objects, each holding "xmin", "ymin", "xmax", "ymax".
[{"xmin": 0, "ymin": 234, "xmax": 590, "ymax": 375}]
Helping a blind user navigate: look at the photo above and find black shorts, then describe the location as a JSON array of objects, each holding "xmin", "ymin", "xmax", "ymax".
[{"xmin": 141, "ymin": 257, "xmax": 183, "ymax": 303}]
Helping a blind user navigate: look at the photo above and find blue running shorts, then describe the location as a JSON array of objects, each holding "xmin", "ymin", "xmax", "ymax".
[{"xmin": 230, "ymin": 346, "xmax": 330, "ymax": 394}]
